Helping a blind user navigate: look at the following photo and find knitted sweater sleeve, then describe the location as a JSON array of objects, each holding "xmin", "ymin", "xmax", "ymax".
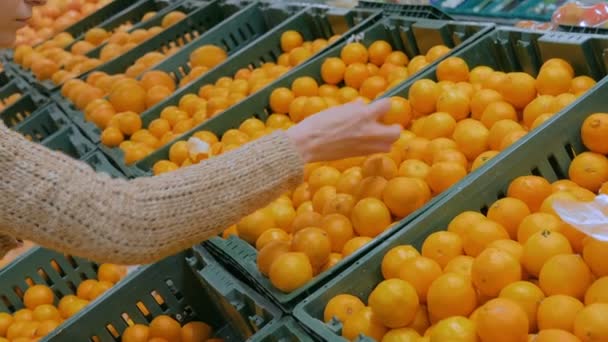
[{"xmin": 0, "ymin": 124, "xmax": 304, "ymax": 264}]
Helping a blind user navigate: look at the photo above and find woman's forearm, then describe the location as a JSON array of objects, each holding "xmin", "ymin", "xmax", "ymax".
[{"xmin": 0, "ymin": 125, "xmax": 303, "ymax": 264}]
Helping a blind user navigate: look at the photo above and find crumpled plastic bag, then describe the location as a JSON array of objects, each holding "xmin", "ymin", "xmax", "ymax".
[
  {"xmin": 187, "ymin": 137, "xmax": 211, "ymax": 163},
  {"xmin": 553, "ymin": 194, "xmax": 608, "ymax": 241}
]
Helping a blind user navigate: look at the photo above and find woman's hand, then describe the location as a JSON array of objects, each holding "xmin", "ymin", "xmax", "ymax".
[{"xmin": 286, "ymin": 98, "xmax": 401, "ymax": 163}]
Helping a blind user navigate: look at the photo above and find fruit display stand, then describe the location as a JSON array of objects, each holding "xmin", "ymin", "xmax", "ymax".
[
  {"xmin": 80, "ymin": 150, "xmax": 128, "ymax": 179},
  {"xmin": 91, "ymin": 3, "xmax": 381, "ymax": 175},
  {"xmin": 42, "ymin": 246, "xmax": 300, "ymax": 341},
  {"xmin": 6, "ymin": 103, "xmax": 71, "ymax": 141},
  {"xmin": 293, "ymin": 61, "xmax": 608, "ymax": 342},
  {"xmin": 116, "ymin": 15, "xmax": 498, "ymax": 311},
  {"xmin": 430, "ymin": 0, "xmax": 555, "ymax": 22},
  {"xmin": 37, "ymin": 125, "xmax": 97, "ymax": 161}
]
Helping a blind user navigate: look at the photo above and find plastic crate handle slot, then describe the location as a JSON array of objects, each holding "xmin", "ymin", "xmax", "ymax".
[{"xmin": 554, "ymin": 194, "xmax": 608, "ymax": 241}]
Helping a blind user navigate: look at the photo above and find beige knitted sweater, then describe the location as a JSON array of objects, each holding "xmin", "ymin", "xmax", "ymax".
[{"xmin": 0, "ymin": 123, "xmax": 304, "ymax": 264}]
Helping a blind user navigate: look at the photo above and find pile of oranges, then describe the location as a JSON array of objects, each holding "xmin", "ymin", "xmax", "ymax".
[
  {"xmin": 121, "ymin": 315, "xmax": 220, "ymax": 342},
  {"xmin": 12, "ymin": 11, "xmax": 187, "ymax": 84},
  {"xmin": 0, "ymin": 93, "xmax": 22, "ymax": 112},
  {"xmin": 0, "ymin": 264, "xmax": 127, "ymax": 341},
  {"xmin": 321, "ymin": 112, "xmax": 608, "ymax": 342},
  {"xmin": 108, "ymin": 30, "xmax": 337, "ymax": 165},
  {"xmin": 16, "ymin": 0, "xmax": 112, "ymax": 47},
  {"xmin": 150, "ymin": 49, "xmax": 596, "ymax": 294}
]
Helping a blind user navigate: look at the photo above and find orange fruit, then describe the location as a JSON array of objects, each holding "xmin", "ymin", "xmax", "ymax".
[
  {"xmin": 117, "ymin": 112, "xmax": 142, "ymax": 136},
  {"xmin": 581, "ymin": 113, "xmax": 608, "ymax": 154},
  {"xmin": 153, "ymin": 160, "xmax": 179, "ymax": 176},
  {"xmin": 368, "ymin": 40, "xmax": 393, "ymax": 66},
  {"xmin": 98, "ymin": 263, "xmax": 126, "ymax": 284},
  {"xmin": 444, "ymin": 255, "xmax": 475, "ymax": 279},
  {"xmin": 573, "ymin": 303, "xmax": 608, "ymax": 342},
  {"xmin": 499, "ymin": 281, "xmax": 545, "ymax": 332},
  {"xmin": 289, "ymin": 46, "xmax": 312, "ymax": 66},
  {"xmin": 321, "ymin": 214, "xmax": 355, "ymax": 253},
  {"xmin": 145, "ymin": 85, "xmax": 172, "ymax": 109},
  {"xmin": 486, "ymin": 197, "xmax": 530, "ymax": 239},
  {"xmin": 322, "ymin": 253, "xmax": 343, "ymax": 272},
  {"xmin": 436, "ymin": 57, "xmax": 469, "ymax": 83},
  {"xmin": 517, "ymin": 212, "xmax": 563, "ymax": 244},
  {"xmin": 255, "ymin": 229, "xmax": 289, "ymax": 250},
  {"xmin": 101, "ymin": 127, "xmax": 124, "ymax": 147},
  {"xmin": 269, "ymin": 252, "xmax": 313, "ymax": 292},
  {"xmin": 463, "ymin": 219, "xmax": 509, "ymax": 257},
  {"xmin": 291, "ymin": 77, "xmax": 318, "ymax": 97},
  {"xmin": 585, "ymin": 277, "xmax": 608, "ymax": 305},
  {"xmin": 447, "ymin": 211, "xmax": 486, "ymax": 237},
  {"xmin": 362, "ymin": 155, "xmax": 398, "ymax": 180},
  {"xmin": 522, "ymin": 230, "xmax": 573, "ymax": 277},
  {"xmin": 539, "ymin": 254, "xmax": 592, "ymax": 300},
  {"xmin": 500, "ymin": 72, "xmax": 537, "ymax": 109},
  {"xmin": 568, "ymin": 152, "xmax": 608, "ymax": 192},
  {"xmin": 472, "ymin": 247, "xmax": 522, "ymax": 297},
  {"xmin": 291, "ymin": 227, "xmax": 331, "ymax": 269},
  {"xmin": 488, "ymin": 120, "xmax": 524, "ymax": 151},
  {"xmin": 324, "ymin": 294, "xmax": 366, "ymax": 323},
  {"xmin": 382, "ymin": 96, "xmax": 412, "ymax": 127},
  {"xmin": 570, "ymin": 75, "xmax": 596, "ymax": 94},
  {"xmin": 24, "ymin": 285, "xmax": 54, "ymax": 310},
  {"xmin": 36, "ymin": 319, "xmax": 61, "ymax": 336},
  {"xmin": 122, "ymin": 324, "xmax": 150, "ymax": 342},
  {"xmin": 538, "ymin": 294, "xmax": 584, "ymax": 332},
  {"xmin": 385, "ymin": 51, "xmax": 409, "ymax": 67},
  {"xmin": 452, "ymin": 119, "xmax": 490, "ymax": 161},
  {"xmin": 149, "ymin": 315, "xmax": 181, "ymax": 342},
  {"xmin": 483, "ymin": 71, "xmax": 509, "ymax": 91},
  {"xmin": 551, "ymin": 93, "xmax": 577, "ymax": 113},
  {"xmin": 431, "ymin": 149, "xmax": 466, "ymax": 169},
  {"xmin": 583, "ymin": 239, "xmax": 608, "ymax": 277},
  {"xmin": 110, "ymin": 83, "xmax": 147, "ymax": 113},
  {"xmin": 476, "ymin": 298, "xmax": 529, "ymax": 342},
  {"xmin": 426, "ymin": 162, "xmax": 467, "ymax": 194},
  {"xmin": 355, "ymin": 176, "xmax": 387, "ymax": 200},
  {"xmin": 508, "ymin": 175, "xmax": 553, "ymax": 212},
  {"xmin": 382, "ymin": 328, "xmax": 420, "ymax": 342},
  {"xmin": 140, "ymin": 70, "xmax": 176, "ymax": 92},
  {"xmin": 369, "ymin": 279, "xmax": 420, "ymax": 328},
  {"xmin": 536, "ymin": 65, "xmax": 573, "ymax": 96},
  {"xmin": 341, "ymin": 42, "xmax": 368, "ymax": 65},
  {"xmin": 382, "ymin": 177, "xmax": 430, "ymax": 218},
  {"xmin": 425, "ymin": 45, "xmax": 451, "ymax": 62},
  {"xmin": 181, "ymin": 322, "xmax": 212, "ymax": 342},
  {"xmin": 409, "ymin": 79, "xmax": 441, "ymax": 115},
  {"xmin": 309, "ymin": 166, "xmax": 340, "ymax": 192},
  {"xmin": 522, "ymin": 95, "xmax": 556, "ymax": 128},
  {"xmin": 321, "ymin": 57, "xmax": 346, "ymax": 85},
  {"xmin": 280, "ymin": 30, "xmax": 303, "ymax": 53},
  {"xmin": 418, "ymin": 112, "xmax": 456, "ymax": 140},
  {"xmin": 342, "ymin": 306, "xmax": 387, "ymax": 341},
  {"xmin": 381, "ymin": 245, "xmax": 420, "ymax": 280},
  {"xmin": 359, "ymin": 76, "xmax": 388, "ymax": 100},
  {"xmin": 427, "ymin": 272, "xmax": 477, "ymax": 321},
  {"xmin": 469, "ymin": 66, "xmax": 494, "ymax": 85},
  {"xmin": 291, "ymin": 211, "xmax": 322, "ymax": 233},
  {"xmin": 257, "ymin": 240, "xmax": 290, "ymax": 276},
  {"xmin": 541, "ymin": 58, "xmax": 574, "ymax": 77},
  {"xmin": 403, "ymin": 136, "xmax": 431, "ymax": 162},
  {"xmin": 421, "ymin": 231, "xmax": 463, "ymax": 268},
  {"xmin": 189, "ymin": 45, "xmax": 227, "ymax": 69},
  {"xmin": 398, "ymin": 256, "xmax": 442, "ymax": 303},
  {"xmin": 536, "ymin": 329, "xmax": 581, "ymax": 342},
  {"xmin": 436, "ymin": 90, "xmax": 471, "ymax": 121},
  {"xmin": 343, "ymin": 62, "xmax": 370, "ymax": 90},
  {"xmin": 0, "ymin": 312, "xmax": 12, "ymax": 336},
  {"xmin": 342, "ymin": 237, "xmax": 372, "ymax": 257},
  {"xmin": 430, "ymin": 316, "xmax": 477, "ymax": 341},
  {"xmin": 481, "ymin": 101, "xmax": 518, "ymax": 128},
  {"xmin": 236, "ymin": 209, "xmax": 276, "ymax": 244},
  {"xmin": 351, "ymin": 198, "xmax": 392, "ymax": 237}
]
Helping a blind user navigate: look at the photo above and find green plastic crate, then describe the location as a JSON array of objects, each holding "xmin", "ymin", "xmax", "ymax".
[
  {"xmin": 44, "ymin": 246, "xmax": 284, "ymax": 341},
  {"xmin": 293, "ymin": 65, "xmax": 608, "ymax": 342},
  {"xmin": 39, "ymin": 125, "xmax": 97, "ymax": 160},
  {"xmin": 9, "ymin": 103, "xmax": 71, "ymax": 142},
  {"xmin": 252, "ymin": 317, "xmax": 314, "ymax": 342},
  {"xmin": 144, "ymin": 16, "xmax": 494, "ymax": 311},
  {"xmin": 0, "ymin": 247, "xmax": 99, "ymax": 314},
  {"xmin": 81, "ymin": 150, "xmax": 128, "ymax": 179},
  {"xmin": 357, "ymin": 0, "xmax": 453, "ymax": 20},
  {"xmin": 53, "ymin": 0, "xmax": 312, "ymax": 144},
  {"xmin": 0, "ymin": 83, "xmax": 49, "ymax": 129}
]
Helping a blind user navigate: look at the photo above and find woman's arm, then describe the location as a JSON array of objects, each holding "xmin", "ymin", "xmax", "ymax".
[{"xmin": 0, "ymin": 124, "xmax": 303, "ymax": 265}]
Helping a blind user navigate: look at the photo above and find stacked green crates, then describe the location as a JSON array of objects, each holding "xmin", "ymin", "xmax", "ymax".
[
  {"xmin": 293, "ymin": 60, "xmax": 608, "ymax": 342},
  {"xmin": 42, "ymin": 246, "xmax": 305, "ymax": 341}
]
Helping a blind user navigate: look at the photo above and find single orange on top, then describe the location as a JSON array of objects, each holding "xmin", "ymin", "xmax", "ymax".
[{"xmin": 436, "ymin": 57, "xmax": 469, "ymax": 83}]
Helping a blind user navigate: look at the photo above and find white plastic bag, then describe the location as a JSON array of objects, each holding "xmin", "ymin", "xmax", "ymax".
[{"xmin": 553, "ymin": 194, "xmax": 608, "ymax": 241}]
